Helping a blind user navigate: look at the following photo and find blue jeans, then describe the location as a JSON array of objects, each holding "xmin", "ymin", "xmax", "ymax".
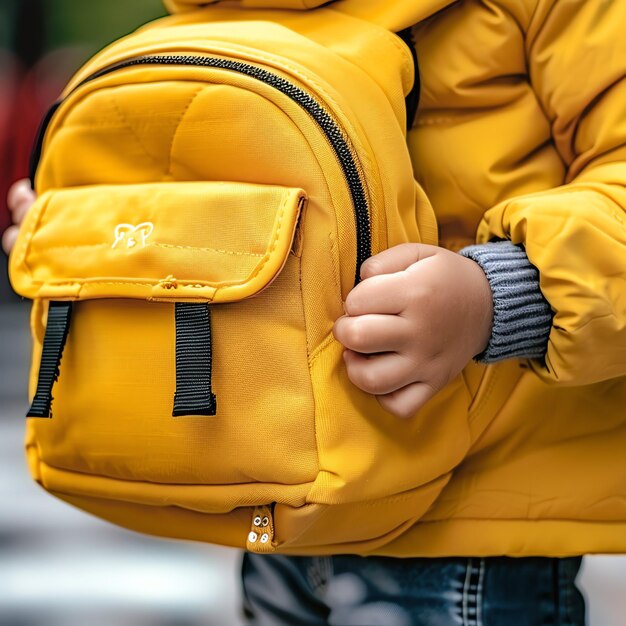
[{"xmin": 242, "ymin": 554, "xmax": 585, "ymax": 625}]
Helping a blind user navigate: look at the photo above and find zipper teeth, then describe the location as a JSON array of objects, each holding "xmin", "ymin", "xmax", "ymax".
[{"xmin": 84, "ymin": 54, "xmax": 371, "ymax": 285}]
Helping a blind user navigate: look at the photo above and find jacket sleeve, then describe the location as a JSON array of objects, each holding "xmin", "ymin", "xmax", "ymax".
[{"xmin": 476, "ymin": 0, "xmax": 626, "ymax": 385}]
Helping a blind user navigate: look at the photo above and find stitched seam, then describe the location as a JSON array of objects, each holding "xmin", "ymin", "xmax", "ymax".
[
  {"xmin": 30, "ymin": 279, "xmax": 211, "ymax": 289},
  {"xmin": 151, "ymin": 242, "xmax": 263, "ymax": 257},
  {"xmin": 296, "ymin": 247, "xmax": 323, "ymax": 507},
  {"xmin": 38, "ymin": 242, "xmax": 264, "ymax": 257},
  {"xmin": 476, "ymin": 558, "xmax": 485, "ymax": 626},
  {"xmin": 165, "ymin": 86, "xmax": 204, "ymax": 179},
  {"xmin": 214, "ymin": 193, "xmax": 288, "ymax": 298},
  {"xmin": 470, "ymin": 560, "xmax": 479, "ymax": 626},
  {"xmin": 57, "ymin": 280, "xmax": 152, "ymax": 288},
  {"xmin": 109, "ymin": 94, "xmax": 162, "ymax": 169},
  {"xmin": 461, "ymin": 559, "xmax": 482, "ymax": 626},
  {"xmin": 309, "ymin": 332, "xmax": 336, "ymax": 365},
  {"xmin": 328, "ymin": 230, "xmax": 343, "ymax": 302},
  {"xmin": 305, "ymin": 232, "xmax": 342, "ymax": 364},
  {"xmin": 462, "ymin": 558, "xmax": 472, "ymax": 626}
]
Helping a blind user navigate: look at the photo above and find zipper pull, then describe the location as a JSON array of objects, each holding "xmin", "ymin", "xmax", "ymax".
[{"xmin": 246, "ymin": 505, "xmax": 276, "ymax": 553}]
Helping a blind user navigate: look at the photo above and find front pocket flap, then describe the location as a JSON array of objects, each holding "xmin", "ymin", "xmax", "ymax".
[{"xmin": 10, "ymin": 182, "xmax": 306, "ymax": 302}]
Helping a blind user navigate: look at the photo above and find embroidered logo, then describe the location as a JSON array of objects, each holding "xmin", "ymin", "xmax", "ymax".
[{"xmin": 112, "ymin": 223, "xmax": 154, "ymax": 250}]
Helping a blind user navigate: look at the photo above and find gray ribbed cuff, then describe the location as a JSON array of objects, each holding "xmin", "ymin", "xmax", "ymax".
[{"xmin": 459, "ymin": 241, "xmax": 553, "ymax": 363}]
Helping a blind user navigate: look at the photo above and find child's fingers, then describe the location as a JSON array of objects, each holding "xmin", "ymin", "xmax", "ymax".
[
  {"xmin": 376, "ymin": 381, "xmax": 438, "ymax": 419},
  {"xmin": 2, "ymin": 225, "xmax": 19, "ymax": 255},
  {"xmin": 333, "ymin": 313, "xmax": 410, "ymax": 354},
  {"xmin": 344, "ymin": 271, "xmax": 409, "ymax": 316},
  {"xmin": 7, "ymin": 179, "xmax": 34, "ymax": 207},
  {"xmin": 7, "ymin": 179, "xmax": 36, "ymax": 224},
  {"xmin": 360, "ymin": 243, "xmax": 439, "ymax": 280},
  {"xmin": 343, "ymin": 349, "xmax": 419, "ymax": 396}
]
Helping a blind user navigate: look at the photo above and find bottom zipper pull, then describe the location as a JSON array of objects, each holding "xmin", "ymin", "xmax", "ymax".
[{"xmin": 247, "ymin": 505, "xmax": 276, "ymax": 553}]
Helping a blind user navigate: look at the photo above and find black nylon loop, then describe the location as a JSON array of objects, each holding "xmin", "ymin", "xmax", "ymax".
[
  {"xmin": 173, "ymin": 302, "xmax": 217, "ymax": 417},
  {"xmin": 27, "ymin": 301, "xmax": 72, "ymax": 419}
]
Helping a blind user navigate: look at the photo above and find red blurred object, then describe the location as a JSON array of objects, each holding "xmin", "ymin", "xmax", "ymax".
[
  {"xmin": 0, "ymin": 50, "xmax": 22, "ymax": 233},
  {"xmin": 1, "ymin": 48, "xmax": 84, "ymax": 233}
]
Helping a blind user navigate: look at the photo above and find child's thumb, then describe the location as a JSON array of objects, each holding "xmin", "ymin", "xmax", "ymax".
[{"xmin": 360, "ymin": 243, "xmax": 439, "ymax": 280}]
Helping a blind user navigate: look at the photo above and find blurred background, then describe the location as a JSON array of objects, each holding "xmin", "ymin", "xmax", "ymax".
[
  {"xmin": 0, "ymin": 1, "xmax": 625, "ymax": 625},
  {"xmin": 0, "ymin": 1, "xmax": 244, "ymax": 625}
]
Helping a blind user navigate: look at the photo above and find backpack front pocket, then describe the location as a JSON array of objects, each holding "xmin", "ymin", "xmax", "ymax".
[{"xmin": 11, "ymin": 181, "xmax": 321, "ymax": 499}]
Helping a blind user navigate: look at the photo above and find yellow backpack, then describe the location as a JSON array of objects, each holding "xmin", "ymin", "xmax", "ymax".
[{"xmin": 10, "ymin": 0, "xmax": 442, "ymax": 555}]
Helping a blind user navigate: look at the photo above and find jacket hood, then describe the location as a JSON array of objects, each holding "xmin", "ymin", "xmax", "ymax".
[
  {"xmin": 164, "ymin": 0, "xmax": 329, "ymax": 13},
  {"xmin": 164, "ymin": 0, "xmax": 331, "ymax": 11},
  {"xmin": 163, "ymin": 0, "xmax": 456, "ymax": 29}
]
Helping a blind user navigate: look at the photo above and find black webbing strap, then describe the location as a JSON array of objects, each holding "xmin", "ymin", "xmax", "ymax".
[
  {"xmin": 27, "ymin": 301, "xmax": 72, "ymax": 418},
  {"xmin": 173, "ymin": 303, "xmax": 217, "ymax": 417}
]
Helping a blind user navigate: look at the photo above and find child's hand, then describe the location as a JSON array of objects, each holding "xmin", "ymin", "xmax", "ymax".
[
  {"xmin": 333, "ymin": 243, "xmax": 494, "ymax": 419},
  {"xmin": 2, "ymin": 179, "xmax": 36, "ymax": 254}
]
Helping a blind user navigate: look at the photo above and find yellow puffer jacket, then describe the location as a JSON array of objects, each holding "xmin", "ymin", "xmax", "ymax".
[
  {"xmin": 407, "ymin": 0, "xmax": 626, "ymax": 557},
  {"xmin": 15, "ymin": 0, "xmax": 626, "ymax": 558}
]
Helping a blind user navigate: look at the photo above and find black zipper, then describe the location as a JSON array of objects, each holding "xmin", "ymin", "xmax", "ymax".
[{"xmin": 30, "ymin": 54, "xmax": 372, "ymax": 286}]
